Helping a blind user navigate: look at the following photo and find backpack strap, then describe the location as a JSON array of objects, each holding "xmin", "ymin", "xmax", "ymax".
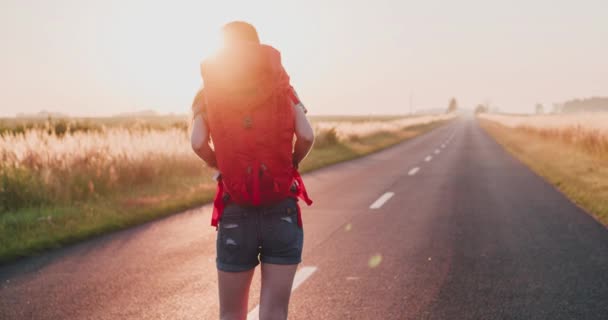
[
  {"xmin": 291, "ymin": 170, "xmax": 313, "ymax": 228},
  {"xmin": 211, "ymin": 175, "xmax": 226, "ymax": 229},
  {"xmin": 293, "ymin": 170, "xmax": 313, "ymax": 205}
]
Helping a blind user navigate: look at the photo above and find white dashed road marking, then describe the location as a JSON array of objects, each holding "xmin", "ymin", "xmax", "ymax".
[
  {"xmin": 434, "ymin": 149, "xmax": 440, "ymax": 154},
  {"xmin": 408, "ymin": 167, "xmax": 420, "ymax": 176},
  {"xmin": 425, "ymin": 156, "xmax": 432, "ymax": 162},
  {"xmin": 291, "ymin": 266, "xmax": 318, "ymax": 290},
  {"xmin": 370, "ymin": 192, "xmax": 395, "ymax": 209},
  {"xmin": 247, "ymin": 266, "xmax": 318, "ymax": 320}
]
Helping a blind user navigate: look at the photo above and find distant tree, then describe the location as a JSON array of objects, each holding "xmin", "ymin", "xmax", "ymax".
[
  {"xmin": 447, "ymin": 97, "xmax": 458, "ymax": 113},
  {"xmin": 561, "ymin": 97, "xmax": 608, "ymax": 113},
  {"xmin": 474, "ymin": 104, "xmax": 488, "ymax": 114},
  {"xmin": 535, "ymin": 103, "xmax": 544, "ymax": 114}
]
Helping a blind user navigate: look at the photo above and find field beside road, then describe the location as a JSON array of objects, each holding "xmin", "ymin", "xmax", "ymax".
[
  {"xmin": 0, "ymin": 113, "xmax": 454, "ymax": 263},
  {"xmin": 479, "ymin": 113, "xmax": 608, "ymax": 226}
]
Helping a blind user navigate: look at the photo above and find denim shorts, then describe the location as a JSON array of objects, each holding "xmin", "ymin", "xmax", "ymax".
[{"xmin": 216, "ymin": 197, "xmax": 304, "ymax": 272}]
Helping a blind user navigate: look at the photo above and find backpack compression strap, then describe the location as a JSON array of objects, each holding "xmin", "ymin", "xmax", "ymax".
[{"xmin": 211, "ymin": 175, "xmax": 225, "ymax": 229}]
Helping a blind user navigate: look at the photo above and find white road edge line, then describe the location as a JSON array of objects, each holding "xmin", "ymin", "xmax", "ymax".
[
  {"xmin": 425, "ymin": 156, "xmax": 432, "ymax": 162},
  {"xmin": 247, "ymin": 266, "xmax": 318, "ymax": 320},
  {"xmin": 408, "ymin": 167, "xmax": 420, "ymax": 176},
  {"xmin": 369, "ymin": 192, "xmax": 395, "ymax": 209}
]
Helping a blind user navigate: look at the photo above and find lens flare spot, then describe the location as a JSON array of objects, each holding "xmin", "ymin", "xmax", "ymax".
[{"xmin": 368, "ymin": 254, "xmax": 382, "ymax": 268}]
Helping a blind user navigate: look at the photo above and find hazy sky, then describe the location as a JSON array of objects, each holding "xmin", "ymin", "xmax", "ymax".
[{"xmin": 0, "ymin": 0, "xmax": 606, "ymax": 117}]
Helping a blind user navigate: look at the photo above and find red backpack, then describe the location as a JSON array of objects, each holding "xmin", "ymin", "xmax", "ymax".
[{"xmin": 201, "ymin": 44, "xmax": 312, "ymax": 227}]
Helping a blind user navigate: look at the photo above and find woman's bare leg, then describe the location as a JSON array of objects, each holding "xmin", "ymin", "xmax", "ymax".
[
  {"xmin": 218, "ymin": 268, "xmax": 256, "ymax": 320},
  {"xmin": 259, "ymin": 263, "xmax": 299, "ymax": 320}
]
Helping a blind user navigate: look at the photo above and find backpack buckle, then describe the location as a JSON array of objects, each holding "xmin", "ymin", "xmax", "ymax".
[{"xmin": 243, "ymin": 116, "xmax": 253, "ymax": 129}]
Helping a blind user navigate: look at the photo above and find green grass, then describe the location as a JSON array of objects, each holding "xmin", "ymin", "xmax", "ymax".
[
  {"xmin": 0, "ymin": 119, "xmax": 451, "ymax": 264},
  {"xmin": 480, "ymin": 118, "xmax": 608, "ymax": 226}
]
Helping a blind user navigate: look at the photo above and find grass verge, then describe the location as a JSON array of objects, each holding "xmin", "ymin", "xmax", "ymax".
[
  {"xmin": 0, "ymin": 119, "xmax": 451, "ymax": 263},
  {"xmin": 479, "ymin": 119, "xmax": 608, "ymax": 226}
]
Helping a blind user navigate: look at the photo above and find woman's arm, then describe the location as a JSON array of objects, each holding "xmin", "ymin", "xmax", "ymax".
[
  {"xmin": 191, "ymin": 114, "xmax": 218, "ymax": 168},
  {"xmin": 191, "ymin": 89, "xmax": 218, "ymax": 168},
  {"xmin": 292, "ymin": 99, "xmax": 314, "ymax": 168}
]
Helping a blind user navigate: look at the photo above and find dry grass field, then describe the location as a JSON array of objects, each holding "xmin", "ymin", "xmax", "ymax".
[
  {"xmin": 479, "ymin": 113, "xmax": 608, "ymax": 226},
  {"xmin": 479, "ymin": 113, "xmax": 608, "ymax": 160}
]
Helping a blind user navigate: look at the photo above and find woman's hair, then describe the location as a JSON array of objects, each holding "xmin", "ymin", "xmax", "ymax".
[{"xmin": 222, "ymin": 21, "xmax": 260, "ymax": 46}]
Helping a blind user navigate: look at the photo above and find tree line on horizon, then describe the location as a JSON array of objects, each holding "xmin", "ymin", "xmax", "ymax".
[
  {"xmin": 534, "ymin": 97, "xmax": 608, "ymax": 114},
  {"xmin": 555, "ymin": 97, "xmax": 608, "ymax": 113},
  {"xmin": 474, "ymin": 97, "xmax": 608, "ymax": 115}
]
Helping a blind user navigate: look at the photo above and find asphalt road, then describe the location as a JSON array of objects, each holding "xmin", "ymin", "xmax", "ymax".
[{"xmin": 1, "ymin": 117, "xmax": 607, "ymax": 319}]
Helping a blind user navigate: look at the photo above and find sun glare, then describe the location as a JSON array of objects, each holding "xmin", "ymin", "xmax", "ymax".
[{"xmin": 127, "ymin": 0, "xmax": 316, "ymax": 116}]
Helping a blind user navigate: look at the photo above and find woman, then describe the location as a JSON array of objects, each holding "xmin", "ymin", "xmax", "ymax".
[{"xmin": 191, "ymin": 21, "xmax": 315, "ymax": 320}]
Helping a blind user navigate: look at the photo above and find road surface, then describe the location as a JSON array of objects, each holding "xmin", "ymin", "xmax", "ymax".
[{"xmin": 1, "ymin": 117, "xmax": 607, "ymax": 319}]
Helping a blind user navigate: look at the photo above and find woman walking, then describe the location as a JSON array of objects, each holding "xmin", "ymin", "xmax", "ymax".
[{"xmin": 191, "ymin": 21, "xmax": 315, "ymax": 320}]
